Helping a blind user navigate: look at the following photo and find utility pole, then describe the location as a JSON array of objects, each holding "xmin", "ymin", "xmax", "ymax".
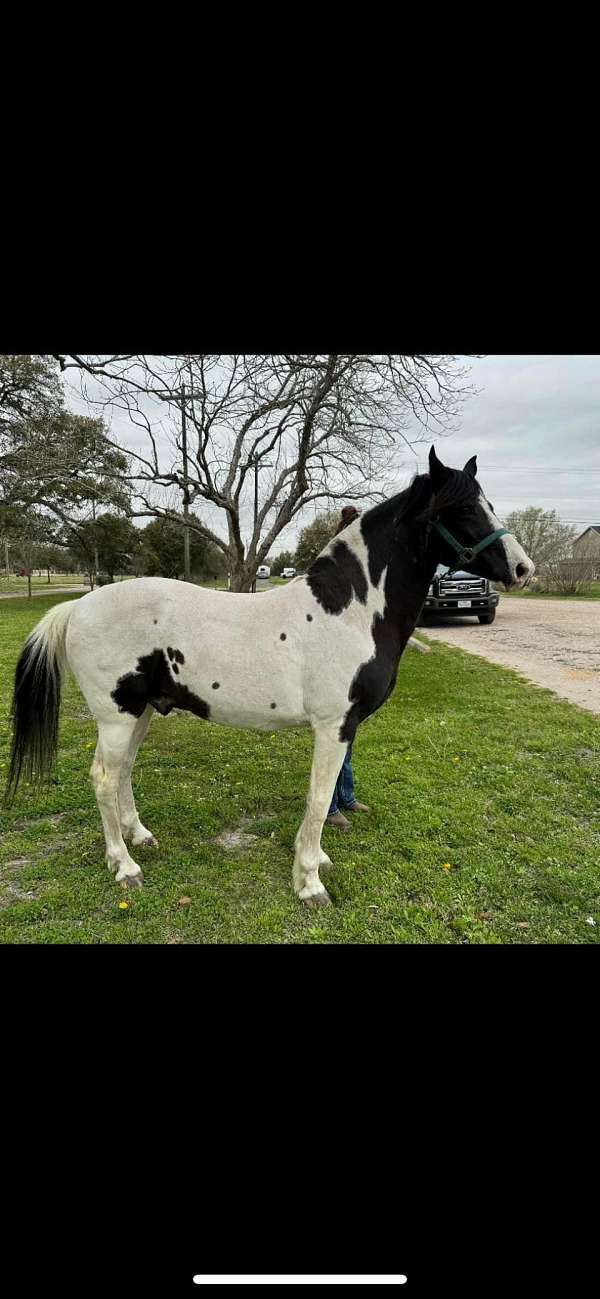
[
  {"xmin": 4, "ymin": 538, "xmax": 9, "ymax": 580},
  {"xmin": 91, "ymin": 494, "xmax": 99, "ymax": 586},
  {"xmin": 250, "ymin": 455, "xmax": 273, "ymax": 593},
  {"xmin": 181, "ymin": 381, "xmax": 191, "ymax": 582},
  {"xmin": 91, "ymin": 432, "xmax": 99, "ymax": 587}
]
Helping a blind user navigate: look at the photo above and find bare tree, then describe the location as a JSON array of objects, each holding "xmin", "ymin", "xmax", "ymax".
[
  {"xmin": 504, "ymin": 507, "xmax": 577, "ymax": 572},
  {"xmin": 56, "ymin": 354, "xmax": 476, "ymax": 591}
]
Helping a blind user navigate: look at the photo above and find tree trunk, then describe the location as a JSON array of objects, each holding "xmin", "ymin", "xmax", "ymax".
[
  {"xmin": 228, "ymin": 562, "xmax": 254, "ymax": 593},
  {"xmin": 226, "ymin": 517, "xmax": 250, "ymax": 592},
  {"xmin": 47, "ymin": 567, "xmax": 51, "ymax": 583},
  {"xmin": 27, "ymin": 572, "xmax": 32, "ymax": 599}
]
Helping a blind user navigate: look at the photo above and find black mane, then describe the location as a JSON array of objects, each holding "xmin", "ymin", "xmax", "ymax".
[
  {"xmin": 362, "ymin": 465, "xmax": 479, "ymax": 530},
  {"xmin": 361, "ymin": 467, "xmax": 479, "ymax": 588}
]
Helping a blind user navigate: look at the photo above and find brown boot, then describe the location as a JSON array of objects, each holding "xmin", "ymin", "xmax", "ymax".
[
  {"xmin": 344, "ymin": 801, "xmax": 370, "ymax": 813},
  {"xmin": 325, "ymin": 811, "xmax": 351, "ymax": 830}
]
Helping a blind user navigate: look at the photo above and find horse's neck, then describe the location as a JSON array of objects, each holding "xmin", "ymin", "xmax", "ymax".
[
  {"xmin": 319, "ymin": 503, "xmax": 438, "ymax": 635},
  {"xmin": 361, "ymin": 506, "xmax": 438, "ymax": 633},
  {"xmin": 385, "ymin": 536, "xmax": 438, "ymax": 619}
]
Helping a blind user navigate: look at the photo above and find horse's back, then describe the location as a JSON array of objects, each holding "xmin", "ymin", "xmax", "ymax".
[{"xmin": 64, "ymin": 577, "xmax": 312, "ymax": 728}]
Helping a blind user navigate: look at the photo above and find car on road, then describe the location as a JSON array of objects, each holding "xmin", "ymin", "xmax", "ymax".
[
  {"xmin": 256, "ymin": 565, "xmax": 271, "ymax": 579},
  {"xmin": 281, "ymin": 567, "xmax": 297, "ymax": 578},
  {"xmin": 420, "ymin": 565, "xmax": 499, "ymax": 625}
]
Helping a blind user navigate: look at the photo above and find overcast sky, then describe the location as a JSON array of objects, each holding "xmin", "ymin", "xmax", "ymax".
[
  {"xmin": 409, "ymin": 355, "xmax": 600, "ymax": 540},
  {"xmin": 63, "ymin": 355, "xmax": 600, "ymax": 551}
]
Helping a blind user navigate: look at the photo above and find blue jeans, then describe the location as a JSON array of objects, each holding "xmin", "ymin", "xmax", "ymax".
[{"xmin": 328, "ymin": 745, "xmax": 356, "ymax": 816}]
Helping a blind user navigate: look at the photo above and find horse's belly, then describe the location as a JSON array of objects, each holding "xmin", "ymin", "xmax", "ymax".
[{"xmin": 208, "ymin": 684, "xmax": 307, "ymax": 730}]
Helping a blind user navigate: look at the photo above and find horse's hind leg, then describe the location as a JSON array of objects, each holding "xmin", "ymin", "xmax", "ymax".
[
  {"xmin": 116, "ymin": 706, "xmax": 157, "ymax": 848},
  {"xmin": 293, "ymin": 723, "xmax": 348, "ymax": 906},
  {"xmin": 90, "ymin": 719, "xmax": 146, "ymax": 887}
]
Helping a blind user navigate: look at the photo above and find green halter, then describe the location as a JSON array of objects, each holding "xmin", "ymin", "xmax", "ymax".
[{"xmin": 432, "ymin": 518, "xmax": 509, "ymax": 577}]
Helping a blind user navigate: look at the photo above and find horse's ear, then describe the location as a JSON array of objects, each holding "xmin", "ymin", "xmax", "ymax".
[
  {"xmin": 463, "ymin": 455, "xmax": 478, "ymax": 478},
  {"xmin": 429, "ymin": 446, "xmax": 450, "ymax": 490}
]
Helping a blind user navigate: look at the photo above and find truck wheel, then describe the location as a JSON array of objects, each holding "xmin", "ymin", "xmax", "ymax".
[{"xmin": 478, "ymin": 611, "xmax": 496, "ymax": 624}]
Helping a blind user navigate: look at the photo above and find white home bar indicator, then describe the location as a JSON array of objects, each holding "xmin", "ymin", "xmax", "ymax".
[{"xmin": 192, "ymin": 1278, "xmax": 407, "ymax": 1286}]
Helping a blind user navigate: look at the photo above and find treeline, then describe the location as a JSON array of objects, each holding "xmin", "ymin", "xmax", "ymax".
[{"xmin": 4, "ymin": 513, "xmax": 228, "ymax": 588}]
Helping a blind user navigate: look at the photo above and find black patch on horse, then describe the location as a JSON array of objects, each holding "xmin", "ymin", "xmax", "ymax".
[
  {"xmin": 167, "ymin": 647, "xmax": 185, "ymax": 665},
  {"xmin": 340, "ymin": 608, "xmax": 409, "ymax": 743},
  {"xmin": 112, "ymin": 649, "xmax": 210, "ymax": 720},
  {"xmin": 340, "ymin": 480, "xmax": 443, "ymax": 742},
  {"xmin": 306, "ymin": 540, "xmax": 368, "ymax": 615}
]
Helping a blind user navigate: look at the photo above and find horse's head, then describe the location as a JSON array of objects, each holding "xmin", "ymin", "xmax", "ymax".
[{"xmin": 424, "ymin": 447, "xmax": 534, "ymax": 589}]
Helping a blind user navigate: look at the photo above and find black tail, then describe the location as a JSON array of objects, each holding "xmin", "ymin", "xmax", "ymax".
[{"xmin": 4, "ymin": 606, "xmax": 71, "ymax": 805}]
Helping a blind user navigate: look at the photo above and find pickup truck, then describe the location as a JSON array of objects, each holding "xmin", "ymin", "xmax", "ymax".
[{"xmin": 420, "ymin": 565, "xmax": 499, "ymax": 625}]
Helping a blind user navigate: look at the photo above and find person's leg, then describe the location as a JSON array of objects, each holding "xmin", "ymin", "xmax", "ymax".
[
  {"xmin": 340, "ymin": 743, "xmax": 371, "ymax": 813},
  {"xmin": 326, "ymin": 756, "xmax": 351, "ymax": 828},
  {"xmin": 339, "ymin": 745, "xmax": 356, "ymax": 809}
]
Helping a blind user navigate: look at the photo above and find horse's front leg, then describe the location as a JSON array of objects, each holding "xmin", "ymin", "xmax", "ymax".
[{"xmin": 294, "ymin": 724, "xmax": 349, "ymax": 906}]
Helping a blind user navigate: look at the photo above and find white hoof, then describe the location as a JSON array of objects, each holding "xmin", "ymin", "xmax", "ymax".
[
  {"xmin": 115, "ymin": 865, "xmax": 144, "ymax": 888},
  {"xmin": 298, "ymin": 884, "xmax": 331, "ymax": 907}
]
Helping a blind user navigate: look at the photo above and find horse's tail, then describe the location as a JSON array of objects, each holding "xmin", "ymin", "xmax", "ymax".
[{"xmin": 4, "ymin": 600, "xmax": 76, "ymax": 805}]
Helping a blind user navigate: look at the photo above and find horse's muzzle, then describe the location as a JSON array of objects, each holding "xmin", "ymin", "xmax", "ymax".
[{"xmin": 508, "ymin": 559, "xmax": 535, "ymax": 589}]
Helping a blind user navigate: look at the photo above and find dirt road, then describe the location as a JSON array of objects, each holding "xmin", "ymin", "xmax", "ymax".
[{"xmin": 421, "ymin": 597, "xmax": 600, "ymax": 716}]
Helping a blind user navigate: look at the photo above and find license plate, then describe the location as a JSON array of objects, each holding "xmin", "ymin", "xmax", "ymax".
[{"xmin": 457, "ymin": 599, "xmax": 472, "ymax": 607}]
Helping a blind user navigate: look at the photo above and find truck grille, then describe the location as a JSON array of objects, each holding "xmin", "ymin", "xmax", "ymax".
[{"xmin": 439, "ymin": 578, "xmax": 486, "ymax": 595}]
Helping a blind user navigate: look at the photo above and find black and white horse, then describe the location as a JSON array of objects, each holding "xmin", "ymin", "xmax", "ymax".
[{"xmin": 5, "ymin": 449, "xmax": 534, "ymax": 906}]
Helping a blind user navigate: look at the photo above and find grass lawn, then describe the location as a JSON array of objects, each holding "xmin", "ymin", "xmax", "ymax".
[
  {"xmin": 0, "ymin": 574, "xmax": 88, "ymax": 594},
  {"xmin": 502, "ymin": 583, "xmax": 600, "ymax": 600},
  {"xmin": 1, "ymin": 593, "xmax": 599, "ymax": 944}
]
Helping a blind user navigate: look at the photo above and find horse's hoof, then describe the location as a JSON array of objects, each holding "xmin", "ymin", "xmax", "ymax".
[
  {"xmin": 140, "ymin": 835, "xmax": 158, "ymax": 849},
  {"xmin": 303, "ymin": 889, "xmax": 331, "ymax": 908},
  {"xmin": 117, "ymin": 870, "xmax": 144, "ymax": 889}
]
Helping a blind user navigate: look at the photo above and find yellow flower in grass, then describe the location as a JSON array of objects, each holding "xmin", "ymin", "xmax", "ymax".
[
  {"xmin": 441, "ymin": 863, "xmax": 452, "ymax": 872},
  {"xmin": 118, "ymin": 900, "xmax": 129, "ymax": 910}
]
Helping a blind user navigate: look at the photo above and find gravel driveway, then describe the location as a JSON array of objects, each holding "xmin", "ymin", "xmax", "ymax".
[{"xmin": 421, "ymin": 597, "xmax": 600, "ymax": 716}]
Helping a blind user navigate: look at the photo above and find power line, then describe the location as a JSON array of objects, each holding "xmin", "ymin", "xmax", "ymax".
[
  {"xmin": 416, "ymin": 464, "xmax": 600, "ymax": 474},
  {"xmin": 472, "ymin": 463, "xmax": 600, "ymax": 471}
]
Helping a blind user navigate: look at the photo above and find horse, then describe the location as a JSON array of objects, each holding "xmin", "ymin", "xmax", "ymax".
[{"xmin": 5, "ymin": 448, "xmax": 534, "ymax": 906}]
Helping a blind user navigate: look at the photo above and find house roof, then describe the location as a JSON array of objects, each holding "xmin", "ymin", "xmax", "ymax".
[{"xmin": 574, "ymin": 525, "xmax": 600, "ymax": 543}]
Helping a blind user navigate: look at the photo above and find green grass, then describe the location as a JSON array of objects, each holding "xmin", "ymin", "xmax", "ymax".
[
  {"xmin": 0, "ymin": 574, "xmax": 87, "ymax": 594},
  {"xmin": 1, "ymin": 593, "xmax": 599, "ymax": 944},
  {"xmin": 502, "ymin": 583, "xmax": 600, "ymax": 600}
]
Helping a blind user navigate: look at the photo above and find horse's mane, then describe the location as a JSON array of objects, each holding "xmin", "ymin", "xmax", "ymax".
[{"xmin": 364, "ymin": 467, "xmax": 480, "ymax": 529}]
